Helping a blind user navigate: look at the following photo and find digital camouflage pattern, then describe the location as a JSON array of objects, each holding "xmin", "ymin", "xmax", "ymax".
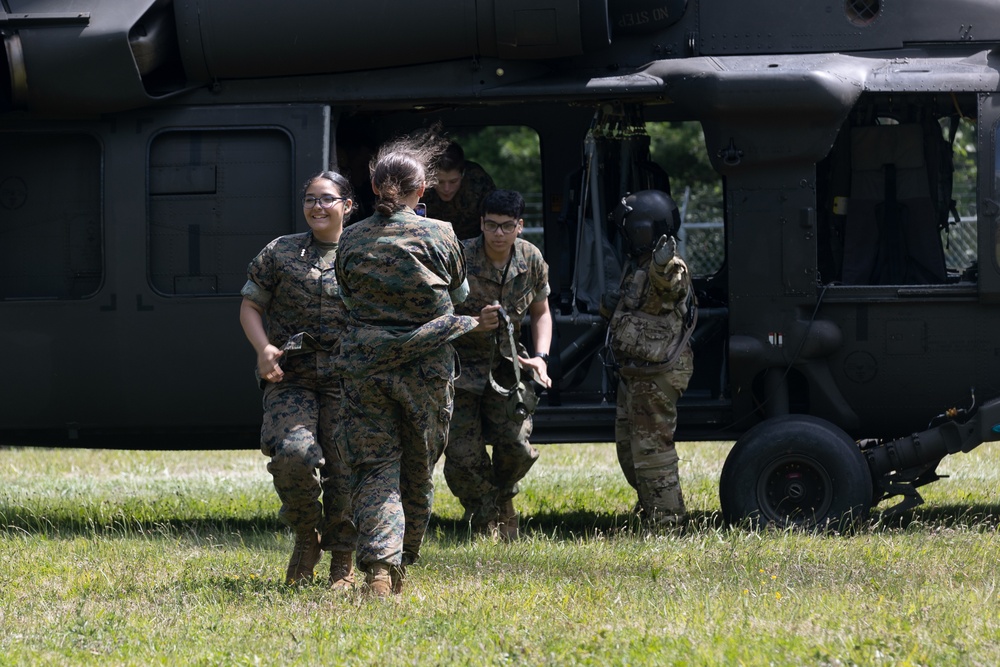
[
  {"xmin": 423, "ymin": 161, "xmax": 496, "ymax": 240},
  {"xmin": 445, "ymin": 236, "xmax": 549, "ymax": 524},
  {"xmin": 452, "ymin": 236, "xmax": 550, "ymax": 394},
  {"xmin": 260, "ymin": 378, "xmax": 353, "ymax": 551},
  {"xmin": 339, "ymin": 352, "xmax": 453, "ymax": 569},
  {"xmin": 335, "ymin": 208, "xmax": 476, "ymax": 571},
  {"xmin": 445, "ymin": 387, "xmax": 535, "ymax": 524},
  {"xmin": 334, "ymin": 210, "xmax": 476, "ymax": 377},
  {"xmin": 609, "ymin": 239, "xmax": 695, "ymax": 524},
  {"xmin": 242, "ymin": 232, "xmax": 355, "ymax": 551},
  {"xmin": 244, "ymin": 233, "xmax": 346, "ymax": 366}
]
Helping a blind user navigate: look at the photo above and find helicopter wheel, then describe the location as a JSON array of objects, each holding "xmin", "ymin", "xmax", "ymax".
[{"xmin": 719, "ymin": 414, "xmax": 873, "ymax": 530}]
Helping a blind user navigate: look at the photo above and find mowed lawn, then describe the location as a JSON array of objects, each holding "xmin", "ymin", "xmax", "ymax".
[{"xmin": 1, "ymin": 441, "xmax": 1000, "ymax": 665}]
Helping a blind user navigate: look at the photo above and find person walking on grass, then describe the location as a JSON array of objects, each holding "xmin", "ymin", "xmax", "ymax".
[
  {"xmin": 239, "ymin": 170, "xmax": 357, "ymax": 588},
  {"xmin": 442, "ymin": 189, "xmax": 553, "ymax": 539},
  {"xmin": 334, "ymin": 130, "xmax": 500, "ymax": 597}
]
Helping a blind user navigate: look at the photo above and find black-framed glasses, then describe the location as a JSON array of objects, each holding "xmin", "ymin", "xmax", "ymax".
[
  {"xmin": 302, "ymin": 195, "xmax": 347, "ymax": 208},
  {"xmin": 483, "ymin": 220, "xmax": 519, "ymax": 234}
]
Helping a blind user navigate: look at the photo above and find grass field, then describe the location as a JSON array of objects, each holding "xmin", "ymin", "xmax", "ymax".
[{"xmin": 2, "ymin": 441, "xmax": 1000, "ymax": 665}]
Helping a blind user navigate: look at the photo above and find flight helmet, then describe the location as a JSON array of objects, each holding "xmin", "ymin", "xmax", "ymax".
[{"xmin": 614, "ymin": 189, "xmax": 681, "ymax": 256}]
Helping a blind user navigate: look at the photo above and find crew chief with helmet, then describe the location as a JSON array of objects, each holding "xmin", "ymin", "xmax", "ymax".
[{"xmin": 604, "ymin": 190, "xmax": 697, "ymax": 526}]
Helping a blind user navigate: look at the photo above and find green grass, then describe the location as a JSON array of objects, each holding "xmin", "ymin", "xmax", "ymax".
[{"xmin": 2, "ymin": 442, "xmax": 1000, "ymax": 665}]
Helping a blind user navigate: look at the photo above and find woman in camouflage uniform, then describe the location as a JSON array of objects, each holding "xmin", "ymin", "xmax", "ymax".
[
  {"xmin": 335, "ymin": 133, "xmax": 499, "ymax": 597},
  {"xmin": 239, "ymin": 170, "xmax": 357, "ymax": 588}
]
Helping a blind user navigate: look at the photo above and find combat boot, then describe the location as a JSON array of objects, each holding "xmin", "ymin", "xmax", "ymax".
[
  {"xmin": 285, "ymin": 529, "xmax": 321, "ymax": 585},
  {"xmin": 328, "ymin": 551, "xmax": 355, "ymax": 591},
  {"xmin": 647, "ymin": 508, "xmax": 685, "ymax": 529},
  {"xmin": 365, "ymin": 562, "xmax": 394, "ymax": 598},
  {"xmin": 461, "ymin": 497, "xmax": 500, "ymax": 537},
  {"xmin": 496, "ymin": 498, "xmax": 520, "ymax": 540},
  {"xmin": 391, "ymin": 564, "xmax": 405, "ymax": 595}
]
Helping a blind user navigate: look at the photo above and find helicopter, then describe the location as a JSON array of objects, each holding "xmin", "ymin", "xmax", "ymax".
[{"xmin": 4, "ymin": 0, "xmax": 1000, "ymax": 529}]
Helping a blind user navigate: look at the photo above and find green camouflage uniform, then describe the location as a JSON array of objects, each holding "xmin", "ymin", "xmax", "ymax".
[
  {"xmin": 445, "ymin": 236, "xmax": 550, "ymax": 525},
  {"xmin": 241, "ymin": 232, "xmax": 356, "ymax": 552},
  {"xmin": 609, "ymin": 242, "xmax": 695, "ymax": 524},
  {"xmin": 335, "ymin": 208, "xmax": 477, "ymax": 572},
  {"xmin": 423, "ymin": 161, "xmax": 496, "ymax": 240}
]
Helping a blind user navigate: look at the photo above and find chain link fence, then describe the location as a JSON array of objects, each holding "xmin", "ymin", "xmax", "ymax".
[
  {"xmin": 524, "ymin": 191, "xmax": 979, "ymax": 280},
  {"xmin": 676, "ymin": 217, "xmax": 979, "ymax": 279}
]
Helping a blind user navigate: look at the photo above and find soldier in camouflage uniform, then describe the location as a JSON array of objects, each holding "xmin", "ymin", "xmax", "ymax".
[
  {"xmin": 423, "ymin": 141, "xmax": 496, "ymax": 240},
  {"xmin": 605, "ymin": 190, "xmax": 696, "ymax": 527},
  {"xmin": 444, "ymin": 189, "xmax": 553, "ymax": 539},
  {"xmin": 239, "ymin": 170, "xmax": 357, "ymax": 587},
  {"xmin": 335, "ymin": 134, "xmax": 500, "ymax": 597}
]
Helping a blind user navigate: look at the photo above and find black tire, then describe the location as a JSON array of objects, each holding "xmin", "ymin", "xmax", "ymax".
[{"xmin": 720, "ymin": 415, "xmax": 873, "ymax": 530}]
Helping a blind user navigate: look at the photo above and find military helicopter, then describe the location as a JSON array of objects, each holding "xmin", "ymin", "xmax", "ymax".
[{"xmin": 4, "ymin": 0, "xmax": 1000, "ymax": 529}]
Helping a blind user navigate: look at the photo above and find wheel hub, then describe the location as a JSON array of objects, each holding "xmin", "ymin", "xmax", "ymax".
[{"xmin": 757, "ymin": 456, "xmax": 834, "ymax": 526}]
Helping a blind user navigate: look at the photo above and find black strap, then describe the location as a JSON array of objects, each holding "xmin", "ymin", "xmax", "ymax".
[{"xmin": 487, "ymin": 250, "xmax": 522, "ymax": 397}]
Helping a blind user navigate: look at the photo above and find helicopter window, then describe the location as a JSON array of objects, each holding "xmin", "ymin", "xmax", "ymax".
[
  {"xmin": 0, "ymin": 132, "xmax": 102, "ymax": 300},
  {"xmin": 949, "ymin": 117, "xmax": 977, "ymax": 281},
  {"xmin": 147, "ymin": 128, "xmax": 294, "ymax": 296},
  {"xmin": 846, "ymin": 0, "xmax": 880, "ymax": 27},
  {"xmin": 822, "ymin": 115, "xmax": 977, "ymax": 286}
]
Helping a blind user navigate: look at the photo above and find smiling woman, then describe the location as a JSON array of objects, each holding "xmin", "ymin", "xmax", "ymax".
[{"xmin": 237, "ymin": 169, "xmax": 358, "ymax": 588}]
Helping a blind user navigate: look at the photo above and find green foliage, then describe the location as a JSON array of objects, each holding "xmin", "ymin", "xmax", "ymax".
[
  {"xmin": 450, "ymin": 122, "xmax": 723, "ymax": 224},
  {"xmin": 447, "ymin": 126, "xmax": 542, "ymax": 196},
  {"xmin": 2, "ymin": 443, "xmax": 1000, "ymax": 665},
  {"xmin": 647, "ymin": 121, "xmax": 723, "ymax": 223}
]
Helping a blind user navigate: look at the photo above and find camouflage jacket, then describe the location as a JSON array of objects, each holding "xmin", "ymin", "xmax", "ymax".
[
  {"xmin": 609, "ymin": 248, "xmax": 695, "ymax": 388},
  {"xmin": 335, "ymin": 207, "xmax": 478, "ymax": 376},
  {"xmin": 452, "ymin": 236, "xmax": 550, "ymax": 394},
  {"xmin": 241, "ymin": 231, "xmax": 345, "ymax": 384},
  {"xmin": 423, "ymin": 161, "xmax": 496, "ymax": 240}
]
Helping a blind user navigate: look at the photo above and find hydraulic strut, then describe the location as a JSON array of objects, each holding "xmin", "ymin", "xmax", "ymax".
[{"xmin": 861, "ymin": 394, "xmax": 1000, "ymax": 514}]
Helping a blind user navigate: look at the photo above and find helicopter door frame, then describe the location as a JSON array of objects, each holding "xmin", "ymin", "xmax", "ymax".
[{"xmin": 978, "ymin": 93, "xmax": 1000, "ymax": 303}]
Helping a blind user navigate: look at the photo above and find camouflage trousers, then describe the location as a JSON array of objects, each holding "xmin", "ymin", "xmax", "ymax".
[
  {"xmin": 442, "ymin": 386, "xmax": 535, "ymax": 526},
  {"xmin": 338, "ymin": 354, "xmax": 454, "ymax": 571},
  {"xmin": 615, "ymin": 372, "xmax": 685, "ymax": 520},
  {"xmin": 260, "ymin": 381, "xmax": 356, "ymax": 552}
]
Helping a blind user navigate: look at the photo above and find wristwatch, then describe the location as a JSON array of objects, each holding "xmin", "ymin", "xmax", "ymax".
[{"xmin": 534, "ymin": 352, "xmax": 550, "ymax": 364}]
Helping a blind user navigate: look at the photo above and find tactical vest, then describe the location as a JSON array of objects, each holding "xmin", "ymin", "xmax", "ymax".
[{"xmin": 609, "ymin": 263, "xmax": 695, "ymax": 367}]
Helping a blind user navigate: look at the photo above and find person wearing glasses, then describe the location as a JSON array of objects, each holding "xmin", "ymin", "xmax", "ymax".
[
  {"xmin": 442, "ymin": 189, "xmax": 553, "ymax": 540},
  {"xmin": 423, "ymin": 141, "xmax": 496, "ymax": 240},
  {"xmin": 239, "ymin": 170, "xmax": 357, "ymax": 589},
  {"xmin": 334, "ymin": 131, "xmax": 500, "ymax": 597}
]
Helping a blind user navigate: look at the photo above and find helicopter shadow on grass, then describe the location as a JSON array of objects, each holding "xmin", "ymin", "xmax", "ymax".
[
  {"xmin": 4, "ymin": 501, "xmax": 999, "ymax": 543},
  {"xmin": 869, "ymin": 502, "xmax": 1000, "ymax": 532},
  {"xmin": 0, "ymin": 502, "xmax": 284, "ymax": 542},
  {"xmin": 427, "ymin": 507, "xmax": 727, "ymax": 541},
  {"xmin": 429, "ymin": 502, "xmax": 1000, "ymax": 540}
]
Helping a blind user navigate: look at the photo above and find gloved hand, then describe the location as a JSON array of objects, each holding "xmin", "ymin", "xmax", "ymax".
[
  {"xmin": 652, "ymin": 234, "xmax": 677, "ymax": 269},
  {"xmin": 648, "ymin": 236, "xmax": 688, "ymax": 294}
]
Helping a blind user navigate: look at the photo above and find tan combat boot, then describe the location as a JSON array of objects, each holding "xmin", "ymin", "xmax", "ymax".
[
  {"xmin": 391, "ymin": 564, "xmax": 405, "ymax": 595},
  {"xmin": 328, "ymin": 551, "xmax": 355, "ymax": 591},
  {"xmin": 496, "ymin": 498, "xmax": 520, "ymax": 541},
  {"xmin": 285, "ymin": 529, "xmax": 321, "ymax": 585},
  {"xmin": 365, "ymin": 562, "xmax": 394, "ymax": 598}
]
